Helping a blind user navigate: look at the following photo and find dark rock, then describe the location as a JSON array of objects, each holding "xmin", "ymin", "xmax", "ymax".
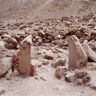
[
  {"xmin": 55, "ymin": 66, "xmax": 68, "ymax": 79},
  {"xmin": 52, "ymin": 60, "xmax": 66, "ymax": 68},
  {"xmin": 44, "ymin": 55, "xmax": 54, "ymax": 60},
  {"xmin": 74, "ymin": 70, "xmax": 91, "ymax": 85}
]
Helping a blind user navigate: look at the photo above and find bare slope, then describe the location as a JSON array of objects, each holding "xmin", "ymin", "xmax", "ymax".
[{"xmin": 0, "ymin": 0, "xmax": 96, "ymax": 19}]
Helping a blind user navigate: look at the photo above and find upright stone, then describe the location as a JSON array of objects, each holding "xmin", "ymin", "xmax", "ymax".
[
  {"xmin": 68, "ymin": 35, "xmax": 87, "ymax": 70},
  {"xmin": 18, "ymin": 35, "xmax": 35, "ymax": 76}
]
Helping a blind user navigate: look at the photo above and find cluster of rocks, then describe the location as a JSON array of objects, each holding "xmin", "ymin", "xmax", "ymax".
[
  {"xmin": 0, "ymin": 35, "xmax": 36, "ymax": 78},
  {"xmin": 54, "ymin": 35, "xmax": 96, "ymax": 87},
  {"xmin": 0, "ymin": 31, "xmax": 27, "ymax": 49},
  {"xmin": 65, "ymin": 70, "xmax": 91, "ymax": 85},
  {"xmin": 0, "ymin": 16, "xmax": 96, "ymax": 48},
  {"xmin": 0, "ymin": 16, "xmax": 96, "ymax": 91}
]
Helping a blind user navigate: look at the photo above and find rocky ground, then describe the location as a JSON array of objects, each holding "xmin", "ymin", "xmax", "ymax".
[
  {"xmin": 0, "ymin": 0, "xmax": 96, "ymax": 19},
  {"xmin": 0, "ymin": 15, "xmax": 96, "ymax": 96}
]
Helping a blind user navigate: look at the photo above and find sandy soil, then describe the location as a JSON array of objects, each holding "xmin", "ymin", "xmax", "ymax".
[{"xmin": 1, "ymin": 67, "xmax": 96, "ymax": 96}]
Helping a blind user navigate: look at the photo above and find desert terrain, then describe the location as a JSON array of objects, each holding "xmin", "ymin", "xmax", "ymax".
[{"xmin": 0, "ymin": 0, "xmax": 96, "ymax": 96}]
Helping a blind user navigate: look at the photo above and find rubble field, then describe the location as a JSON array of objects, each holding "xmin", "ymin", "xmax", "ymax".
[
  {"xmin": 0, "ymin": 15, "xmax": 96, "ymax": 96},
  {"xmin": 0, "ymin": 0, "xmax": 96, "ymax": 96}
]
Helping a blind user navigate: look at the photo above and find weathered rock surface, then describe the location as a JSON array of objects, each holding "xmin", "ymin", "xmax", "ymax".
[
  {"xmin": 0, "ymin": 41, "xmax": 5, "ymax": 47},
  {"xmin": 74, "ymin": 70, "xmax": 91, "ymax": 85},
  {"xmin": 18, "ymin": 35, "xmax": 36, "ymax": 76},
  {"xmin": 68, "ymin": 35, "xmax": 88, "ymax": 70},
  {"xmin": 89, "ymin": 84, "xmax": 96, "ymax": 91},
  {"xmin": 4, "ymin": 38, "xmax": 17, "ymax": 49},
  {"xmin": 44, "ymin": 50, "xmax": 54, "ymax": 60},
  {"xmin": 65, "ymin": 72, "xmax": 75, "ymax": 82},
  {"xmin": 52, "ymin": 59, "xmax": 67, "ymax": 68},
  {"xmin": 31, "ymin": 47, "xmax": 38, "ymax": 59},
  {"xmin": 0, "ymin": 15, "xmax": 96, "ymax": 95},
  {"xmin": 82, "ymin": 41, "xmax": 96, "ymax": 63},
  {"xmin": 55, "ymin": 66, "xmax": 68, "ymax": 79},
  {"xmin": 0, "ymin": 57, "xmax": 12, "ymax": 78},
  {"xmin": 65, "ymin": 70, "xmax": 91, "ymax": 85}
]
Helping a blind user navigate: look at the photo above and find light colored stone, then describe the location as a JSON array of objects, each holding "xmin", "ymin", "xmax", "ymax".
[
  {"xmin": 82, "ymin": 41, "xmax": 96, "ymax": 63},
  {"xmin": 0, "ymin": 41, "xmax": 5, "ymax": 47},
  {"xmin": 1, "ymin": 34, "xmax": 11, "ymax": 39},
  {"xmin": 31, "ymin": 47, "xmax": 38, "ymax": 59},
  {"xmin": 65, "ymin": 72, "xmax": 75, "ymax": 82},
  {"xmin": 31, "ymin": 59, "xmax": 42, "ymax": 68},
  {"xmin": 0, "ymin": 57, "xmax": 12, "ymax": 78},
  {"xmin": 68, "ymin": 35, "xmax": 88, "ymax": 70}
]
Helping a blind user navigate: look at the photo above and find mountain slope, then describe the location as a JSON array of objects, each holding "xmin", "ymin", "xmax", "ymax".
[{"xmin": 0, "ymin": 0, "xmax": 96, "ymax": 19}]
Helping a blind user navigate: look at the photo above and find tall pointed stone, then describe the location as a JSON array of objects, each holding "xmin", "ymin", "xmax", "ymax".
[
  {"xmin": 68, "ymin": 35, "xmax": 88, "ymax": 70},
  {"xmin": 18, "ymin": 35, "xmax": 35, "ymax": 76}
]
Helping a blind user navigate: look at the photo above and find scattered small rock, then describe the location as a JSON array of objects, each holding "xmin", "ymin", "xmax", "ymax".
[
  {"xmin": 55, "ymin": 66, "xmax": 68, "ymax": 79},
  {"xmin": 0, "ymin": 89, "xmax": 5, "ymax": 95},
  {"xmin": 74, "ymin": 70, "xmax": 91, "ymax": 85},
  {"xmin": 89, "ymin": 84, "xmax": 96, "ymax": 90},
  {"xmin": 65, "ymin": 70, "xmax": 91, "ymax": 85},
  {"xmin": 44, "ymin": 50, "xmax": 54, "ymax": 60},
  {"xmin": 52, "ymin": 59, "xmax": 66, "ymax": 68},
  {"xmin": 5, "ymin": 38, "xmax": 17, "ymax": 49},
  {"xmin": 65, "ymin": 72, "xmax": 75, "ymax": 82}
]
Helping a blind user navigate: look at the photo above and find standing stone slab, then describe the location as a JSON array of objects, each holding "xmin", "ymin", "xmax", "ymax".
[
  {"xmin": 18, "ymin": 35, "xmax": 35, "ymax": 76},
  {"xmin": 68, "ymin": 35, "xmax": 88, "ymax": 70}
]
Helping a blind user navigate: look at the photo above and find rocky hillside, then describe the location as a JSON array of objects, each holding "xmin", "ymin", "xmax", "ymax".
[
  {"xmin": 0, "ymin": 1, "xmax": 96, "ymax": 96},
  {"xmin": 0, "ymin": 0, "xmax": 96, "ymax": 19}
]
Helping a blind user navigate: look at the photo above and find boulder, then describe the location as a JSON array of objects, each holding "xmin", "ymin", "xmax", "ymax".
[
  {"xmin": 67, "ymin": 35, "xmax": 88, "ymax": 70},
  {"xmin": 0, "ymin": 57, "xmax": 12, "ymax": 78},
  {"xmin": 82, "ymin": 41, "xmax": 96, "ymax": 63}
]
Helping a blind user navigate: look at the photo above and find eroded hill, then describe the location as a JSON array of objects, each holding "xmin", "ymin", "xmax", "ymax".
[{"xmin": 0, "ymin": 0, "xmax": 96, "ymax": 19}]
